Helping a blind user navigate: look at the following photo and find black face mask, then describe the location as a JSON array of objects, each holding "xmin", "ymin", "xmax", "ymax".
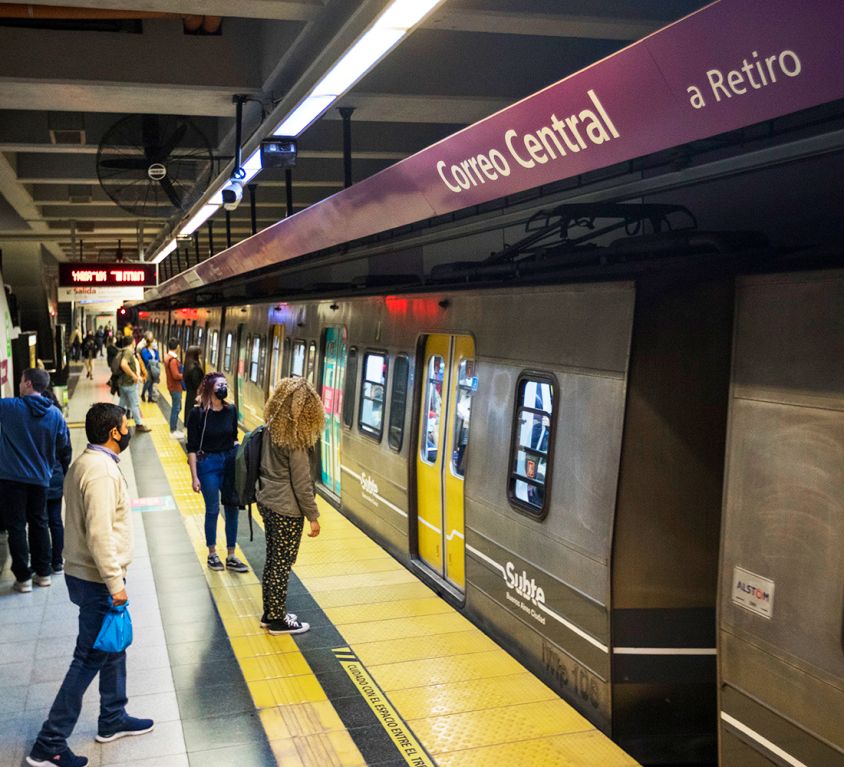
[
  {"xmin": 215, "ymin": 386, "xmax": 228, "ymax": 401},
  {"xmin": 114, "ymin": 428, "xmax": 132, "ymax": 453}
]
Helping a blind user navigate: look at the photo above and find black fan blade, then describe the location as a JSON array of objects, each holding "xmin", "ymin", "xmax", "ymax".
[
  {"xmin": 159, "ymin": 176, "xmax": 183, "ymax": 209},
  {"xmin": 159, "ymin": 122, "xmax": 188, "ymax": 161},
  {"xmin": 142, "ymin": 116, "xmax": 162, "ymax": 162},
  {"xmin": 99, "ymin": 158, "xmax": 151, "ymax": 171}
]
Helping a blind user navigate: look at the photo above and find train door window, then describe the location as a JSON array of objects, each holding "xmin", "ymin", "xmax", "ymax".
[
  {"xmin": 421, "ymin": 355, "xmax": 445, "ymax": 463},
  {"xmin": 249, "ymin": 336, "xmax": 261, "ymax": 382},
  {"xmin": 359, "ymin": 352, "xmax": 387, "ymax": 440},
  {"xmin": 258, "ymin": 334, "xmax": 268, "ymax": 385},
  {"xmin": 223, "ymin": 332, "xmax": 233, "ymax": 372},
  {"xmin": 196, "ymin": 326, "xmax": 204, "ymax": 349},
  {"xmin": 451, "ymin": 358, "xmax": 476, "ymax": 477},
  {"xmin": 320, "ymin": 326, "xmax": 348, "ymax": 495},
  {"xmin": 291, "ymin": 340, "xmax": 305, "ymax": 377},
  {"xmin": 388, "ymin": 355, "xmax": 410, "ymax": 452},
  {"xmin": 509, "ymin": 373, "xmax": 556, "ymax": 518},
  {"xmin": 283, "ymin": 337, "xmax": 291, "ymax": 377},
  {"xmin": 342, "ymin": 348, "xmax": 358, "ymax": 427},
  {"xmin": 268, "ymin": 326, "xmax": 283, "ymax": 387},
  {"xmin": 306, "ymin": 341, "xmax": 317, "ymax": 385},
  {"xmin": 209, "ymin": 331, "xmax": 219, "ymax": 368}
]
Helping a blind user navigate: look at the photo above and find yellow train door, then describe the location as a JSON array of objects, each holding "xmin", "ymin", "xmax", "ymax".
[{"xmin": 416, "ymin": 334, "xmax": 476, "ymax": 592}]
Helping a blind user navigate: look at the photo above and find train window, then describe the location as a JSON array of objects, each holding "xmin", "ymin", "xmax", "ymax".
[
  {"xmin": 269, "ymin": 330, "xmax": 281, "ymax": 385},
  {"xmin": 509, "ymin": 373, "xmax": 556, "ymax": 518},
  {"xmin": 421, "ymin": 355, "xmax": 445, "ymax": 463},
  {"xmin": 388, "ymin": 355, "xmax": 409, "ymax": 452},
  {"xmin": 196, "ymin": 326, "xmax": 204, "ymax": 348},
  {"xmin": 223, "ymin": 332, "xmax": 233, "ymax": 372},
  {"xmin": 250, "ymin": 336, "xmax": 261, "ymax": 383},
  {"xmin": 306, "ymin": 341, "xmax": 317, "ymax": 385},
  {"xmin": 258, "ymin": 334, "xmax": 268, "ymax": 384},
  {"xmin": 359, "ymin": 352, "xmax": 387, "ymax": 440},
  {"xmin": 343, "ymin": 348, "xmax": 358, "ymax": 428},
  {"xmin": 209, "ymin": 331, "xmax": 219, "ymax": 368},
  {"xmin": 291, "ymin": 340, "xmax": 305, "ymax": 377},
  {"xmin": 451, "ymin": 358, "xmax": 476, "ymax": 478}
]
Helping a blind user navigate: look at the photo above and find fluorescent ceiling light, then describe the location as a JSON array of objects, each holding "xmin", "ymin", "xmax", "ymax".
[
  {"xmin": 379, "ymin": 0, "xmax": 443, "ymax": 30},
  {"xmin": 312, "ymin": 28, "xmax": 403, "ymax": 98},
  {"xmin": 240, "ymin": 149, "xmax": 263, "ymax": 184},
  {"xmin": 150, "ymin": 238, "xmax": 177, "ymax": 264},
  {"xmin": 180, "ymin": 203, "xmax": 219, "ymax": 237},
  {"xmin": 274, "ymin": 94, "xmax": 335, "ymax": 137}
]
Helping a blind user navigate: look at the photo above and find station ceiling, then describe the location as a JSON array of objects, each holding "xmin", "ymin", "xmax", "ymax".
[{"xmin": 0, "ymin": 0, "xmax": 707, "ymax": 273}]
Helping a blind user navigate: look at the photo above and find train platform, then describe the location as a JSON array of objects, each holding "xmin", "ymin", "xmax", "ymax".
[{"xmin": 0, "ymin": 358, "xmax": 640, "ymax": 767}]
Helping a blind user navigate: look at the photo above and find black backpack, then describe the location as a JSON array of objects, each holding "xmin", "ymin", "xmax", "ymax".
[{"xmin": 234, "ymin": 425, "xmax": 265, "ymax": 540}]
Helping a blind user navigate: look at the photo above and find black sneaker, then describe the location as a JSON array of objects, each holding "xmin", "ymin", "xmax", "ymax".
[
  {"xmin": 260, "ymin": 612, "xmax": 296, "ymax": 628},
  {"xmin": 26, "ymin": 746, "xmax": 88, "ymax": 767},
  {"xmin": 225, "ymin": 556, "xmax": 249, "ymax": 573},
  {"xmin": 52, "ymin": 562, "xmax": 64, "ymax": 573},
  {"xmin": 207, "ymin": 553, "xmax": 224, "ymax": 571},
  {"xmin": 267, "ymin": 614, "xmax": 309, "ymax": 635},
  {"xmin": 95, "ymin": 715, "xmax": 154, "ymax": 743}
]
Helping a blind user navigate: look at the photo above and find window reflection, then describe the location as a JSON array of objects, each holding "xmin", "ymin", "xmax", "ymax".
[{"xmin": 451, "ymin": 358, "xmax": 475, "ymax": 477}]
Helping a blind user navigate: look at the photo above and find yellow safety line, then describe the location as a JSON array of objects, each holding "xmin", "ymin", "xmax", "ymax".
[{"xmin": 142, "ymin": 393, "xmax": 366, "ymax": 767}]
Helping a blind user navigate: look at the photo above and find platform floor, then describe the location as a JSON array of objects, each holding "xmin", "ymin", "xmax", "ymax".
[{"xmin": 0, "ymin": 359, "xmax": 639, "ymax": 767}]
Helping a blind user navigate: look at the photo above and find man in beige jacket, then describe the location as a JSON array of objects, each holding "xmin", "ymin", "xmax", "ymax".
[{"xmin": 27, "ymin": 403, "xmax": 153, "ymax": 767}]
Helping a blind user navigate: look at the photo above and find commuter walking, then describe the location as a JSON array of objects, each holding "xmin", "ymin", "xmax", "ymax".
[
  {"xmin": 186, "ymin": 372, "xmax": 249, "ymax": 573},
  {"xmin": 69, "ymin": 328, "xmax": 82, "ymax": 362},
  {"xmin": 182, "ymin": 344, "xmax": 204, "ymax": 425},
  {"xmin": 163, "ymin": 338, "xmax": 184, "ymax": 439},
  {"xmin": 116, "ymin": 337, "xmax": 151, "ymax": 433},
  {"xmin": 81, "ymin": 331, "xmax": 96, "ymax": 380},
  {"xmin": 257, "ymin": 377, "xmax": 323, "ymax": 634},
  {"xmin": 95, "ymin": 326, "xmax": 105, "ymax": 358},
  {"xmin": 0, "ymin": 368, "xmax": 70, "ymax": 592},
  {"xmin": 105, "ymin": 336, "xmax": 118, "ymax": 370},
  {"xmin": 26, "ymin": 403, "xmax": 154, "ymax": 767},
  {"xmin": 43, "ymin": 388, "xmax": 73, "ymax": 573}
]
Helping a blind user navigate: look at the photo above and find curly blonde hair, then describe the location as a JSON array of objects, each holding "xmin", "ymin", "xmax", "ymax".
[{"xmin": 264, "ymin": 377, "xmax": 325, "ymax": 449}]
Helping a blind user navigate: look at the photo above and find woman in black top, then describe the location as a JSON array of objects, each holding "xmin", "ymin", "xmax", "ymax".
[
  {"xmin": 183, "ymin": 345, "xmax": 205, "ymax": 425},
  {"xmin": 186, "ymin": 372, "xmax": 248, "ymax": 573}
]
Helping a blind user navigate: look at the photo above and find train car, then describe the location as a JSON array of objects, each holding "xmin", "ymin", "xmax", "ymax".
[{"xmin": 0, "ymin": 267, "xmax": 16, "ymax": 397}]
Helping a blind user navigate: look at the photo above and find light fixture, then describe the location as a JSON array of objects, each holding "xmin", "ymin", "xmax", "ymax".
[
  {"xmin": 150, "ymin": 239, "xmax": 177, "ymax": 264},
  {"xmin": 179, "ymin": 203, "xmax": 220, "ymax": 237}
]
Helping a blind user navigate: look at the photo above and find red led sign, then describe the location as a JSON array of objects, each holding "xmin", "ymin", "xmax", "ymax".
[{"xmin": 58, "ymin": 262, "xmax": 157, "ymax": 288}]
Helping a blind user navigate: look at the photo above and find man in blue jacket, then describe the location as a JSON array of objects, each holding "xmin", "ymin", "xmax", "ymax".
[{"xmin": 0, "ymin": 368, "xmax": 70, "ymax": 592}]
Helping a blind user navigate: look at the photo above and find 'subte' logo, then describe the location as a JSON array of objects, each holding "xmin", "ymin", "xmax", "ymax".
[
  {"xmin": 359, "ymin": 472, "xmax": 379, "ymax": 497},
  {"xmin": 505, "ymin": 561, "xmax": 545, "ymax": 606}
]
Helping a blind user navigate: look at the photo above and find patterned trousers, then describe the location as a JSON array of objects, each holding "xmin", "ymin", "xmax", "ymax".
[{"xmin": 259, "ymin": 507, "xmax": 304, "ymax": 621}]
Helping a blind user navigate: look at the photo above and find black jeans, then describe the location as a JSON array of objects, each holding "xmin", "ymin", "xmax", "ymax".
[
  {"xmin": 47, "ymin": 496, "xmax": 64, "ymax": 570},
  {"xmin": 0, "ymin": 479, "xmax": 50, "ymax": 581}
]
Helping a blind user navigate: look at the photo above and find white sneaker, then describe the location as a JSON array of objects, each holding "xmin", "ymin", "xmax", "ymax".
[
  {"xmin": 13, "ymin": 579, "xmax": 32, "ymax": 593},
  {"xmin": 170, "ymin": 430, "xmax": 185, "ymax": 439},
  {"xmin": 34, "ymin": 575, "xmax": 51, "ymax": 588}
]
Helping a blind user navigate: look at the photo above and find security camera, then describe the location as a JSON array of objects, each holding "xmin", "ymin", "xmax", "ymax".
[{"xmin": 221, "ymin": 179, "xmax": 243, "ymax": 211}]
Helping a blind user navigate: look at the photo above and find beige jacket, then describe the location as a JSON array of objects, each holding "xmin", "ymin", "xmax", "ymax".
[
  {"xmin": 63, "ymin": 447, "xmax": 133, "ymax": 595},
  {"xmin": 255, "ymin": 437, "xmax": 319, "ymax": 521}
]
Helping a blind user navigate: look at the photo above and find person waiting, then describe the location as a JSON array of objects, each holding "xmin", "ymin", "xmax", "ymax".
[
  {"xmin": 163, "ymin": 338, "xmax": 185, "ymax": 439},
  {"xmin": 115, "ymin": 337, "xmax": 151, "ymax": 433}
]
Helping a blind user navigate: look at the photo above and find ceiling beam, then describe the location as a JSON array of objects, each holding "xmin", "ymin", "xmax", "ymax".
[
  {"xmin": 19, "ymin": 0, "xmax": 322, "ymax": 21},
  {"xmin": 332, "ymin": 93, "xmax": 509, "ymax": 124},
  {"xmin": 422, "ymin": 9, "xmax": 663, "ymax": 41}
]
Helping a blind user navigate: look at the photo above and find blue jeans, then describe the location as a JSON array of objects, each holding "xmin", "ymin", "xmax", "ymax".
[
  {"xmin": 197, "ymin": 450, "xmax": 239, "ymax": 548},
  {"xmin": 169, "ymin": 389, "xmax": 182, "ymax": 432},
  {"xmin": 142, "ymin": 375, "xmax": 154, "ymax": 402},
  {"xmin": 34, "ymin": 575, "xmax": 128, "ymax": 751},
  {"xmin": 118, "ymin": 383, "xmax": 144, "ymax": 426}
]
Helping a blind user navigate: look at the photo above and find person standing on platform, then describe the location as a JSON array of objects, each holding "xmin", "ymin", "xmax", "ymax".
[
  {"xmin": 42, "ymin": 387, "xmax": 73, "ymax": 573},
  {"xmin": 105, "ymin": 335, "xmax": 118, "ymax": 370},
  {"xmin": 26, "ymin": 403, "xmax": 154, "ymax": 767},
  {"xmin": 182, "ymin": 344, "xmax": 204, "ymax": 425},
  {"xmin": 81, "ymin": 331, "xmax": 96, "ymax": 380},
  {"xmin": 186, "ymin": 372, "xmax": 249, "ymax": 574},
  {"xmin": 256, "ymin": 377, "xmax": 323, "ymax": 635},
  {"xmin": 0, "ymin": 368, "xmax": 70, "ymax": 592},
  {"xmin": 116, "ymin": 337, "xmax": 151, "ymax": 433},
  {"xmin": 139, "ymin": 335, "xmax": 160, "ymax": 403},
  {"xmin": 164, "ymin": 338, "xmax": 184, "ymax": 439},
  {"xmin": 69, "ymin": 328, "xmax": 82, "ymax": 362},
  {"xmin": 95, "ymin": 326, "xmax": 105, "ymax": 358}
]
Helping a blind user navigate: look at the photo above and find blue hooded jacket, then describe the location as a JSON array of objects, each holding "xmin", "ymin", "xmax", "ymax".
[{"xmin": 0, "ymin": 394, "xmax": 70, "ymax": 487}]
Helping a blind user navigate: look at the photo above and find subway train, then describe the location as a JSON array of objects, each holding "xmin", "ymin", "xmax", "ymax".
[{"xmin": 142, "ymin": 196, "xmax": 843, "ymax": 766}]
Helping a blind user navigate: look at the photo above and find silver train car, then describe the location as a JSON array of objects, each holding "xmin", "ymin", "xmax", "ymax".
[{"xmin": 144, "ymin": 249, "xmax": 843, "ymax": 765}]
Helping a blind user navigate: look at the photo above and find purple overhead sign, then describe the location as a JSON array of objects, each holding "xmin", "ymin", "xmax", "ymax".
[{"xmin": 154, "ymin": 0, "xmax": 844, "ymax": 299}]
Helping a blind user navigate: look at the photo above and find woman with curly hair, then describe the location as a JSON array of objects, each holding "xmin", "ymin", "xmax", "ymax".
[
  {"xmin": 256, "ymin": 377, "xmax": 324, "ymax": 634},
  {"xmin": 186, "ymin": 372, "xmax": 249, "ymax": 574}
]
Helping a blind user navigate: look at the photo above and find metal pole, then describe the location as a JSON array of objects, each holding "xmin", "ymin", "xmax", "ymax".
[
  {"xmin": 233, "ymin": 95, "xmax": 244, "ymax": 172},
  {"xmin": 285, "ymin": 169, "xmax": 293, "ymax": 217},
  {"xmin": 225, "ymin": 211, "xmax": 232, "ymax": 248},
  {"xmin": 339, "ymin": 106, "xmax": 355, "ymax": 188},
  {"xmin": 193, "ymin": 232, "xmax": 200, "ymax": 265},
  {"xmin": 176, "ymin": 245, "xmax": 185, "ymax": 274},
  {"xmin": 207, "ymin": 220, "xmax": 214, "ymax": 258},
  {"xmin": 249, "ymin": 184, "xmax": 257, "ymax": 235}
]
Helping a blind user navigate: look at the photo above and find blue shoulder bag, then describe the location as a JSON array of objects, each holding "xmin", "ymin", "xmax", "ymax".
[{"xmin": 93, "ymin": 600, "xmax": 133, "ymax": 653}]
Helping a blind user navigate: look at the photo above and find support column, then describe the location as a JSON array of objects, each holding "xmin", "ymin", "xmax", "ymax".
[
  {"xmin": 225, "ymin": 211, "xmax": 232, "ymax": 248},
  {"xmin": 285, "ymin": 169, "xmax": 293, "ymax": 217},
  {"xmin": 193, "ymin": 232, "xmax": 200, "ymax": 265},
  {"xmin": 207, "ymin": 221, "xmax": 214, "ymax": 259},
  {"xmin": 339, "ymin": 106, "xmax": 355, "ymax": 188},
  {"xmin": 249, "ymin": 184, "xmax": 258, "ymax": 235}
]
